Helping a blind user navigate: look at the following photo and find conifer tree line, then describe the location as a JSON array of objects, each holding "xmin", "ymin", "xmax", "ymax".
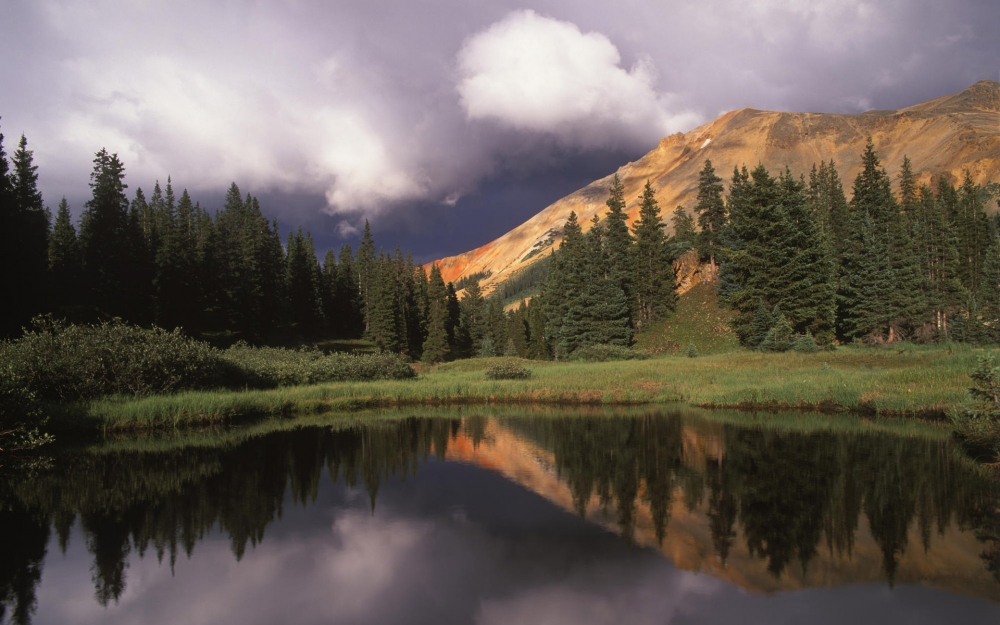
[
  {"xmin": 0, "ymin": 131, "xmax": 411, "ymax": 349},
  {"xmin": 538, "ymin": 176, "xmax": 677, "ymax": 359},
  {"xmin": 702, "ymin": 139, "xmax": 1000, "ymax": 347}
]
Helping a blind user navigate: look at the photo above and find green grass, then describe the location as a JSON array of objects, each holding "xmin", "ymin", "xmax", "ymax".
[
  {"xmin": 55, "ymin": 344, "xmax": 987, "ymax": 433},
  {"xmin": 634, "ymin": 283, "xmax": 741, "ymax": 355}
]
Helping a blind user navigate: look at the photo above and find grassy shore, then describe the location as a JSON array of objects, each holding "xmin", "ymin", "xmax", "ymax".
[{"xmin": 50, "ymin": 343, "xmax": 987, "ymax": 433}]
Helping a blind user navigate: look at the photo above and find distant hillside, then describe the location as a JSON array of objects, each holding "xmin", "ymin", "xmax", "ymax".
[{"xmin": 434, "ymin": 80, "xmax": 1000, "ymax": 295}]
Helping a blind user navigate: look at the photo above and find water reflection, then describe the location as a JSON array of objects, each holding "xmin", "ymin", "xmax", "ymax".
[{"xmin": 1, "ymin": 409, "xmax": 999, "ymax": 624}]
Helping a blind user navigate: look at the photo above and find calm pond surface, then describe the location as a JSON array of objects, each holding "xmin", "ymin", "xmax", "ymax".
[{"xmin": 3, "ymin": 406, "xmax": 1000, "ymax": 624}]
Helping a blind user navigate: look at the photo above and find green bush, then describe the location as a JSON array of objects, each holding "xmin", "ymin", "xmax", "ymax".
[
  {"xmin": 760, "ymin": 315, "xmax": 794, "ymax": 353},
  {"xmin": 1, "ymin": 318, "xmax": 229, "ymax": 402},
  {"xmin": 570, "ymin": 344, "xmax": 650, "ymax": 362},
  {"xmin": 792, "ymin": 332, "xmax": 819, "ymax": 353},
  {"xmin": 0, "ymin": 363, "xmax": 53, "ymax": 451},
  {"xmin": 686, "ymin": 343, "xmax": 699, "ymax": 358},
  {"xmin": 952, "ymin": 353, "xmax": 1000, "ymax": 460},
  {"xmin": 0, "ymin": 319, "xmax": 417, "ymax": 405},
  {"xmin": 484, "ymin": 359, "xmax": 532, "ymax": 380}
]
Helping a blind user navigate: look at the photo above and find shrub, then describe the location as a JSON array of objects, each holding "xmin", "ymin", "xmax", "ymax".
[
  {"xmin": 792, "ymin": 332, "xmax": 819, "ymax": 353},
  {"xmin": 1, "ymin": 318, "xmax": 229, "ymax": 402},
  {"xmin": 1, "ymin": 318, "xmax": 417, "ymax": 405},
  {"xmin": 759, "ymin": 315, "xmax": 794, "ymax": 353},
  {"xmin": 0, "ymin": 364, "xmax": 53, "ymax": 451},
  {"xmin": 484, "ymin": 359, "xmax": 532, "ymax": 380},
  {"xmin": 686, "ymin": 343, "xmax": 699, "ymax": 358},
  {"xmin": 952, "ymin": 354, "xmax": 1000, "ymax": 460},
  {"xmin": 570, "ymin": 344, "xmax": 650, "ymax": 362},
  {"xmin": 478, "ymin": 336, "xmax": 496, "ymax": 358}
]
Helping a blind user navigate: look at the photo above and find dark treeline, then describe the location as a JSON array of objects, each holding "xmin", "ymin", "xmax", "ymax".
[
  {"xmin": 0, "ymin": 130, "xmax": 382, "ymax": 345},
  {"xmin": 3, "ymin": 413, "xmax": 998, "ymax": 623},
  {"xmin": 705, "ymin": 140, "xmax": 1000, "ymax": 346}
]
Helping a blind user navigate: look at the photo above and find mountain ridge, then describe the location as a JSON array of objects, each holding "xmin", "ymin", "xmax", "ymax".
[{"xmin": 433, "ymin": 80, "xmax": 1000, "ymax": 295}]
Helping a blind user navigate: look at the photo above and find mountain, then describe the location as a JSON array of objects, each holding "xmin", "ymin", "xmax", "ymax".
[{"xmin": 433, "ymin": 80, "xmax": 1000, "ymax": 295}]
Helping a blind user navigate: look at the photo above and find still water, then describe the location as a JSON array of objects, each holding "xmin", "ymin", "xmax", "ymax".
[{"xmin": 2, "ymin": 407, "xmax": 1000, "ymax": 624}]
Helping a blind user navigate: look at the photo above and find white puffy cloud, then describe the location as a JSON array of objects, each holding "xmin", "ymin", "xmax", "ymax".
[{"xmin": 457, "ymin": 10, "xmax": 700, "ymax": 145}]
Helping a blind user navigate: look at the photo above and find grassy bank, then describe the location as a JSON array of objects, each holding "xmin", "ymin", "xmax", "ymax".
[{"xmin": 54, "ymin": 344, "xmax": 986, "ymax": 432}]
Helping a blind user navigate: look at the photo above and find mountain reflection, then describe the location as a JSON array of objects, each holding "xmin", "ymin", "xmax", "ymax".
[{"xmin": 1, "ymin": 410, "xmax": 999, "ymax": 624}]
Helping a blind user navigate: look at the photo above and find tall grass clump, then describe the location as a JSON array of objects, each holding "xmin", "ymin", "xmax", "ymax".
[{"xmin": 221, "ymin": 343, "xmax": 416, "ymax": 387}]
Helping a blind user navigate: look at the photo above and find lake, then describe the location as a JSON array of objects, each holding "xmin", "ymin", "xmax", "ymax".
[{"xmin": 2, "ymin": 406, "xmax": 999, "ymax": 624}]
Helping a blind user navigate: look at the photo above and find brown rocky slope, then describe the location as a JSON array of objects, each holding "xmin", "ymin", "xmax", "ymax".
[{"xmin": 433, "ymin": 80, "xmax": 1000, "ymax": 295}]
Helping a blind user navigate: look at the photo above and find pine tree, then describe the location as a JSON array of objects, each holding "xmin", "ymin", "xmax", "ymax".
[
  {"xmin": 839, "ymin": 139, "xmax": 905, "ymax": 341},
  {"xmin": 125, "ymin": 188, "xmax": 155, "ymax": 324},
  {"xmin": 526, "ymin": 296, "xmax": 551, "ymax": 359},
  {"xmin": 286, "ymin": 228, "xmax": 324, "ymax": 336},
  {"xmin": 401, "ymin": 254, "xmax": 426, "ymax": 359},
  {"xmin": 721, "ymin": 165, "xmax": 834, "ymax": 344},
  {"xmin": 543, "ymin": 211, "xmax": 584, "ymax": 357},
  {"xmin": 422, "ymin": 264, "xmax": 450, "ymax": 362},
  {"xmin": 916, "ymin": 183, "xmax": 963, "ymax": 337},
  {"xmin": 322, "ymin": 249, "xmax": 340, "ymax": 333},
  {"xmin": 668, "ymin": 206, "xmax": 698, "ymax": 257},
  {"xmin": 631, "ymin": 181, "xmax": 676, "ymax": 331},
  {"xmin": 5, "ymin": 134, "xmax": 50, "ymax": 334},
  {"xmin": 48, "ymin": 198, "xmax": 81, "ymax": 318},
  {"xmin": 886, "ymin": 161, "xmax": 928, "ymax": 336},
  {"xmin": 368, "ymin": 254, "xmax": 402, "ymax": 352},
  {"xmin": 747, "ymin": 300, "xmax": 775, "ymax": 349},
  {"xmin": 808, "ymin": 161, "xmax": 851, "ymax": 261},
  {"xmin": 335, "ymin": 244, "xmax": 363, "ymax": 338},
  {"xmin": 357, "ymin": 220, "xmax": 377, "ymax": 334},
  {"xmin": 694, "ymin": 160, "xmax": 725, "ymax": 279},
  {"xmin": 446, "ymin": 281, "xmax": 462, "ymax": 354},
  {"xmin": 0, "ymin": 126, "xmax": 16, "ymax": 334},
  {"xmin": 459, "ymin": 280, "xmax": 487, "ymax": 356},
  {"xmin": 79, "ymin": 148, "xmax": 132, "ymax": 321},
  {"xmin": 603, "ymin": 174, "xmax": 634, "ymax": 324}
]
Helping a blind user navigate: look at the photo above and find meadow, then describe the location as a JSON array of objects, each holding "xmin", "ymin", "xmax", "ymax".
[{"xmin": 56, "ymin": 343, "xmax": 984, "ymax": 433}]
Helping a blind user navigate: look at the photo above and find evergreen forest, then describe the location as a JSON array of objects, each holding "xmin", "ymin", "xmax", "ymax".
[{"xmin": 2, "ymin": 126, "xmax": 999, "ymax": 366}]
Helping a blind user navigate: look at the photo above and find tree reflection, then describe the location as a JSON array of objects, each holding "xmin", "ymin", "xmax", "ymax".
[{"xmin": 1, "ymin": 411, "xmax": 999, "ymax": 623}]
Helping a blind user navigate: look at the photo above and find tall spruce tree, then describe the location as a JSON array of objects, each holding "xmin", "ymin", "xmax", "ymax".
[
  {"xmin": 543, "ymin": 211, "xmax": 586, "ymax": 357},
  {"xmin": 721, "ymin": 165, "xmax": 834, "ymax": 344},
  {"xmin": 6, "ymin": 134, "xmax": 50, "ymax": 334},
  {"xmin": 0, "ymin": 126, "xmax": 16, "ymax": 335},
  {"xmin": 603, "ymin": 174, "xmax": 634, "ymax": 324},
  {"xmin": 668, "ymin": 206, "xmax": 698, "ymax": 255},
  {"xmin": 48, "ymin": 198, "xmax": 81, "ymax": 318},
  {"xmin": 367, "ymin": 254, "xmax": 402, "ymax": 352},
  {"xmin": 459, "ymin": 280, "xmax": 487, "ymax": 355},
  {"xmin": 630, "ymin": 181, "xmax": 676, "ymax": 331},
  {"xmin": 79, "ymin": 149, "xmax": 132, "ymax": 321},
  {"xmin": 838, "ymin": 139, "xmax": 897, "ymax": 341},
  {"xmin": 286, "ymin": 228, "xmax": 324, "ymax": 336},
  {"xmin": 357, "ymin": 221, "xmax": 377, "ymax": 334},
  {"xmin": 335, "ymin": 244, "xmax": 363, "ymax": 337},
  {"xmin": 808, "ymin": 161, "xmax": 851, "ymax": 261},
  {"xmin": 693, "ymin": 160, "xmax": 726, "ymax": 280},
  {"xmin": 422, "ymin": 264, "xmax": 450, "ymax": 362}
]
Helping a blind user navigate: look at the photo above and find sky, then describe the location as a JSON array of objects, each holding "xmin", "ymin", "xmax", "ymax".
[{"xmin": 1, "ymin": 0, "xmax": 998, "ymax": 262}]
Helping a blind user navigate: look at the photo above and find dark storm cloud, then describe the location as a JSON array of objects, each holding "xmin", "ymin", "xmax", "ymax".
[{"xmin": 1, "ymin": 0, "xmax": 996, "ymax": 257}]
